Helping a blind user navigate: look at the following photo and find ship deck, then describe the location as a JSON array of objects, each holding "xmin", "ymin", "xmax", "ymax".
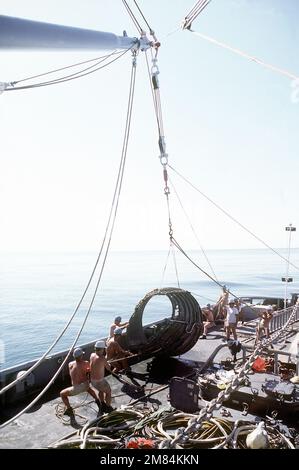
[{"xmin": 1, "ymin": 319, "xmax": 298, "ymax": 449}]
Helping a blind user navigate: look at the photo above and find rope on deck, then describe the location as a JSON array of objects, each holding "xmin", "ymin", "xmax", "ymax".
[{"xmin": 159, "ymin": 299, "xmax": 299, "ymax": 448}]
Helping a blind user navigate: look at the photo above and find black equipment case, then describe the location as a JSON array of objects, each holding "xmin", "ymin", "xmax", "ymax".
[{"xmin": 169, "ymin": 377, "xmax": 200, "ymax": 413}]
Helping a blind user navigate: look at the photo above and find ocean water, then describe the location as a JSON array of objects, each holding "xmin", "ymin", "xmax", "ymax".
[{"xmin": 1, "ymin": 248, "xmax": 298, "ymax": 369}]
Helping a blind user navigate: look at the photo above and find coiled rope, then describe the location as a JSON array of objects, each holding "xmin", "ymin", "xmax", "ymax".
[
  {"xmin": 159, "ymin": 299, "xmax": 299, "ymax": 448},
  {"xmin": 48, "ymin": 406, "xmax": 296, "ymax": 449}
]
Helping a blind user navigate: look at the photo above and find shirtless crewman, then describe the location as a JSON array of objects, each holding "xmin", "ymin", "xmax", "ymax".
[
  {"xmin": 60, "ymin": 348, "xmax": 101, "ymax": 416},
  {"xmin": 255, "ymin": 306, "xmax": 273, "ymax": 345},
  {"xmin": 200, "ymin": 304, "xmax": 215, "ymax": 339},
  {"xmin": 108, "ymin": 315, "xmax": 129, "ymax": 340},
  {"xmin": 106, "ymin": 328, "xmax": 133, "ymax": 373},
  {"xmin": 90, "ymin": 340, "xmax": 114, "ymax": 413}
]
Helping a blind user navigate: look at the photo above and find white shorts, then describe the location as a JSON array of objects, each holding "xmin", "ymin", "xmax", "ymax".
[
  {"xmin": 65, "ymin": 381, "xmax": 89, "ymax": 396},
  {"xmin": 91, "ymin": 378, "xmax": 110, "ymax": 394}
]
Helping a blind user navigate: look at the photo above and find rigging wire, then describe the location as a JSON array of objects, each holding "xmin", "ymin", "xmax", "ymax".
[
  {"xmin": 0, "ymin": 52, "xmax": 134, "ymax": 395},
  {"xmin": 144, "ymin": 51, "xmax": 160, "ymax": 133},
  {"xmin": 182, "ymin": 0, "xmax": 212, "ymax": 30},
  {"xmin": 169, "ymin": 175, "xmax": 219, "ymax": 282},
  {"xmin": 152, "ymin": 62, "xmax": 165, "ymax": 137},
  {"xmin": 150, "ymin": 68, "xmax": 231, "ymax": 296},
  {"xmin": 147, "ymin": 52, "xmax": 224, "ymax": 295},
  {"xmin": 133, "ymin": 0, "xmax": 152, "ymax": 33},
  {"xmin": 145, "ymin": 46, "xmax": 176, "ymax": 287},
  {"xmin": 163, "ymin": 27, "xmax": 180, "ymax": 39},
  {"xmin": 186, "ymin": 29, "xmax": 299, "ymax": 82},
  {"xmin": 168, "ymin": 164, "xmax": 299, "ymax": 272},
  {"xmin": 24, "ymin": 49, "xmax": 123, "ymax": 85},
  {"xmin": 171, "ymin": 242, "xmax": 181, "ymax": 288},
  {"xmin": 190, "ymin": 291, "xmax": 218, "ymax": 303},
  {"xmin": 122, "ymin": 0, "xmax": 144, "ymax": 35},
  {"xmin": 143, "ymin": 12, "xmax": 231, "ymax": 298},
  {"xmin": 147, "ymin": 47, "xmax": 165, "ymax": 143},
  {"xmin": 159, "ymin": 244, "xmax": 171, "ymax": 290},
  {"xmin": 171, "ymin": 235, "xmax": 237, "ymax": 298},
  {"xmin": 0, "ymin": 53, "xmax": 138, "ymax": 404},
  {"xmin": 5, "ymin": 49, "xmax": 131, "ymax": 91},
  {"xmin": 133, "ymin": 0, "xmax": 156, "ymax": 40},
  {"xmin": 0, "ymin": 191, "xmax": 119, "ymax": 394},
  {"xmin": 10, "ymin": 51, "xmax": 122, "ymax": 85},
  {"xmin": 185, "ymin": 0, "xmax": 210, "ymax": 20},
  {"xmin": 146, "ymin": 30, "xmax": 219, "ymax": 297}
]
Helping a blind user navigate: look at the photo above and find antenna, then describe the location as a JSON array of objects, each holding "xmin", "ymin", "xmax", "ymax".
[{"xmin": 282, "ymin": 224, "xmax": 296, "ymax": 309}]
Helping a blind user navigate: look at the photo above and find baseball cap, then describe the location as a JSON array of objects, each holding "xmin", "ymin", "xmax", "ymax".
[
  {"xmin": 95, "ymin": 340, "xmax": 106, "ymax": 349},
  {"xmin": 114, "ymin": 328, "xmax": 123, "ymax": 335},
  {"xmin": 73, "ymin": 348, "xmax": 84, "ymax": 359}
]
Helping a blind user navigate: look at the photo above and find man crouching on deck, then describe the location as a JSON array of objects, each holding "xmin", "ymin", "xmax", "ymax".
[
  {"xmin": 90, "ymin": 340, "xmax": 114, "ymax": 413},
  {"xmin": 106, "ymin": 327, "xmax": 133, "ymax": 373},
  {"xmin": 60, "ymin": 347, "xmax": 101, "ymax": 416}
]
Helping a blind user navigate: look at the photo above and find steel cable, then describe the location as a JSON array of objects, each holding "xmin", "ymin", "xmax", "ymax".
[
  {"xmin": 169, "ymin": 175, "xmax": 219, "ymax": 282},
  {"xmin": 187, "ymin": 29, "xmax": 299, "ymax": 82},
  {"xmin": 122, "ymin": 0, "xmax": 144, "ymax": 35},
  {"xmin": 0, "ymin": 50, "xmax": 136, "ymax": 397},
  {"xmin": 168, "ymin": 164, "xmax": 299, "ymax": 272},
  {"xmin": 182, "ymin": 0, "xmax": 212, "ymax": 30},
  {"xmin": 5, "ymin": 49, "xmax": 131, "ymax": 91},
  {"xmin": 11, "ymin": 51, "xmax": 122, "ymax": 85},
  {"xmin": 0, "ymin": 54, "xmax": 138, "ymax": 426}
]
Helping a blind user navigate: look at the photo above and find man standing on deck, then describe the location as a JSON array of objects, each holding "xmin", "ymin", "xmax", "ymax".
[
  {"xmin": 255, "ymin": 306, "xmax": 273, "ymax": 345},
  {"xmin": 106, "ymin": 328, "xmax": 133, "ymax": 373},
  {"xmin": 234, "ymin": 298, "xmax": 247, "ymax": 325},
  {"xmin": 224, "ymin": 300, "xmax": 239, "ymax": 342},
  {"xmin": 90, "ymin": 341, "xmax": 114, "ymax": 413},
  {"xmin": 214, "ymin": 287, "xmax": 229, "ymax": 322},
  {"xmin": 60, "ymin": 348, "xmax": 101, "ymax": 416},
  {"xmin": 200, "ymin": 304, "xmax": 215, "ymax": 339}
]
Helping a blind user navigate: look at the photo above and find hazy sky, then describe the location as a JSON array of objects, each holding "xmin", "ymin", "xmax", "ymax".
[{"xmin": 1, "ymin": 0, "xmax": 299, "ymax": 252}]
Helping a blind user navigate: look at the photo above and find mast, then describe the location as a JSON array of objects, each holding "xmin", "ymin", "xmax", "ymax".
[
  {"xmin": 0, "ymin": 15, "xmax": 150, "ymax": 51},
  {"xmin": 282, "ymin": 224, "xmax": 296, "ymax": 309}
]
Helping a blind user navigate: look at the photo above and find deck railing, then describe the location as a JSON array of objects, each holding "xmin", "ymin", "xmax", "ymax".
[{"xmin": 270, "ymin": 305, "xmax": 299, "ymax": 333}]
